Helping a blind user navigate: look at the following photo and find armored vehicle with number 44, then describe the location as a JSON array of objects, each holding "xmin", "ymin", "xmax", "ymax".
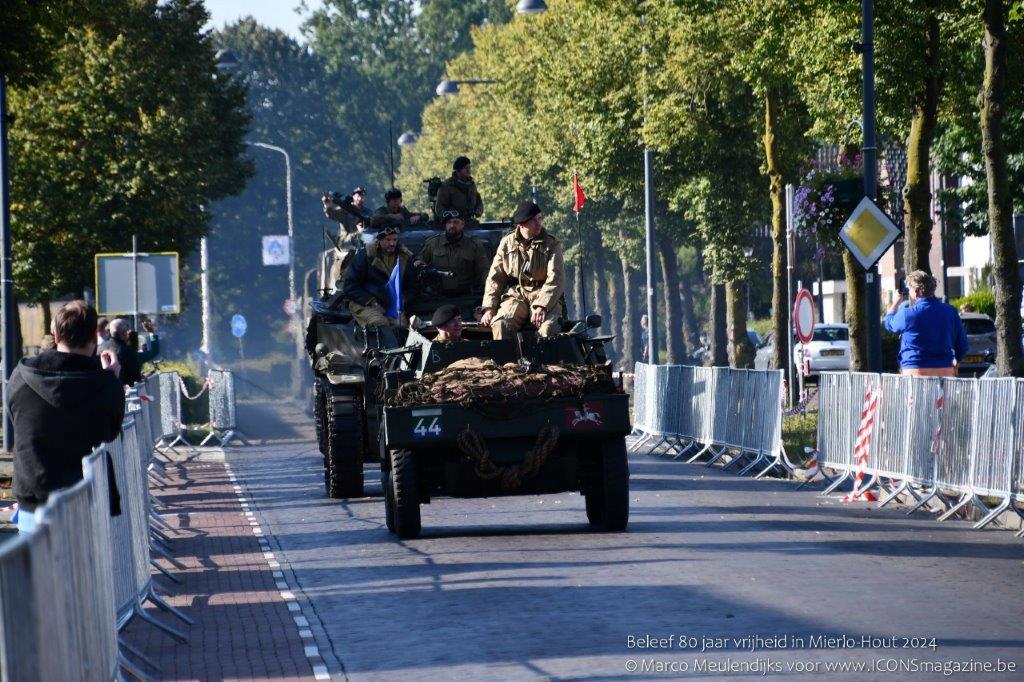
[{"xmin": 375, "ymin": 317, "xmax": 631, "ymax": 539}]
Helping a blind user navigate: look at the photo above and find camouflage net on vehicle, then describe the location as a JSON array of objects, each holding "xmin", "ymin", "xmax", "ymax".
[{"xmin": 387, "ymin": 357, "xmax": 616, "ymax": 407}]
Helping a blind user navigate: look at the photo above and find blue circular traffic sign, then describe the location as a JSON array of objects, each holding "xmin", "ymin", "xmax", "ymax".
[{"xmin": 231, "ymin": 314, "xmax": 247, "ymax": 338}]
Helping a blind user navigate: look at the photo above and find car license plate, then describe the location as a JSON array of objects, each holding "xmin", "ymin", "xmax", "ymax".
[
  {"xmin": 821, "ymin": 349, "xmax": 843, "ymax": 357},
  {"xmin": 964, "ymin": 355, "xmax": 982, "ymax": 364}
]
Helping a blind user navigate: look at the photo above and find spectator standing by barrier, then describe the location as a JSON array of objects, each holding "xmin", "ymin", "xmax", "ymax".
[
  {"xmin": 884, "ymin": 270, "xmax": 968, "ymax": 377},
  {"xmin": 9, "ymin": 301, "xmax": 126, "ymax": 533},
  {"xmin": 102, "ymin": 318, "xmax": 142, "ymax": 386}
]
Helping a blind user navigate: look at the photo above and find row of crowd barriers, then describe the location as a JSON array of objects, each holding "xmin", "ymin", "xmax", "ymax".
[
  {"xmin": 0, "ymin": 375, "xmax": 203, "ymax": 681},
  {"xmin": 153, "ymin": 368, "xmax": 250, "ymax": 449},
  {"xmin": 809, "ymin": 372, "xmax": 1024, "ymax": 534},
  {"xmin": 630, "ymin": 363, "xmax": 795, "ymax": 479}
]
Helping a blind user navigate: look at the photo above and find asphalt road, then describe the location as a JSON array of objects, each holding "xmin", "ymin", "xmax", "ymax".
[{"xmin": 229, "ymin": 401, "xmax": 1024, "ymax": 681}]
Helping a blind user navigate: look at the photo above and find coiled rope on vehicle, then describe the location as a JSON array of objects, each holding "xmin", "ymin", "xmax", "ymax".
[{"xmin": 456, "ymin": 425, "xmax": 561, "ymax": 491}]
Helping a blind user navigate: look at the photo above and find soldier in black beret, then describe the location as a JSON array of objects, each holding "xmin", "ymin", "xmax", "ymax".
[
  {"xmin": 434, "ymin": 156, "xmax": 484, "ymax": 223},
  {"xmin": 431, "ymin": 304, "xmax": 464, "ymax": 342},
  {"xmin": 481, "ymin": 201, "xmax": 565, "ymax": 340}
]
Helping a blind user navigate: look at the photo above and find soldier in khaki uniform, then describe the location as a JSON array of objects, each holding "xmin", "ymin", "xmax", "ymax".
[
  {"xmin": 480, "ymin": 201, "xmax": 565, "ymax": 339},
  {"xmin": 415, "ymin": 209, "xmax": 489, "ymax": 296}
]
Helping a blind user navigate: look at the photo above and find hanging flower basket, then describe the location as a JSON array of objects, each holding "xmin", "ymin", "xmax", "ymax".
[{"xmin": 794, "ymin": 150, "xmax": 864, "ymax": 258}]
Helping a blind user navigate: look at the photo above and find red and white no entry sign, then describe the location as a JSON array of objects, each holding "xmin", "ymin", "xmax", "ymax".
[{"xmin": 793, "ymin": 289, "xmax": 816, "ymax": 345}]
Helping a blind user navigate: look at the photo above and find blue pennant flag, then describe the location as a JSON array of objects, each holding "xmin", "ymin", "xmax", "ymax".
[{"xmin": 384, "ymin": 262, "xmax": 402, "ymax": 320}]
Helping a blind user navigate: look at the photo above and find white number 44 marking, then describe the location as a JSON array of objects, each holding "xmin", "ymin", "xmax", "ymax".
[{"xmin": 413, "ymin": 417, "xmax": 442, "ymax": 438}]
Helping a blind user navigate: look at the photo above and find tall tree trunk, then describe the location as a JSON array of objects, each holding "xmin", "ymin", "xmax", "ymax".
[
  {"xmin": 590, "ymin": 232, "xmax": 611, "ymax": 335},
  {"xmin": 657, "ymin": 235, "xmax": 685, "ymax": 363},
  {"xmin": 678, "ymin": 276, "xmax": 700, "ymax": 362},
  {"xmin": 727, "ymin": 280, "xmax": 755, "ymax": 368},
  {"xmin": 709, "ymin": 282, "xmax": 728, "ymax": 367},
  {"xmin": 764, "ymin": 89, "xmax": 789, "ymax": 371},
  {"xmin": 844, "ymin": 252, "xmax": 867, "ymax": 371},
  {"xmin": 572, "ymin": 258, "xmax": 585, "ymax": 320},
  {"xmin": 981, "ymin": 0, "xmax": 1024, "ymax": 376},
  {"xmin": 40, "ymin": 295, "xmax": 52, "ymax": 337},
  {"xmin": 625, "ymin": 264, "xmax": 642, "ymax": 368},
  {"xmin": 902, "ymin": 1, "xmax": 942, "ymax": 275},
  {"xmin": 607, "ymin": 253, "xmax": 625, "ymax": 365}
]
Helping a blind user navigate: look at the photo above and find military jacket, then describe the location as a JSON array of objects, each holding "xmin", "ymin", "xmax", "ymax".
[
  {"xmin": 482, "ymin": 229, "xmax": 565, "ymax": 311},
  {"xmin": 416, "ymin": 233, "xmax": 489, "ymax": 296},
  {"xmin": 342, "ymin": 240, "xmax": 415, "ymax": 308},
  {"xmin": 434, "ymin": 175, "xmax": 484, "ymax": 220},
  {"xmin": 371, "ymin": 205, "xmax": 428, "ymax": 229}
]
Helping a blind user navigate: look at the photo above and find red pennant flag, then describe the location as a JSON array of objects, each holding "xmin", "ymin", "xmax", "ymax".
[{"xmin": 572, "ymin": 172, "xmax": 586, "ymax": 214}]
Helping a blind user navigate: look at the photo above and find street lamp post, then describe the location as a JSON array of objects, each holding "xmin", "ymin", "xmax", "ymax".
[
  {"xmin": 860, "ymin": 0, "xmax": 882, "ymax": 371},
  {"xmin": 0, "ymin": 77, "xmax": 14, "ymax": 450},
  {"xmin": 249, "ymin": 141, "xmax": 303, "ymax": 398}
]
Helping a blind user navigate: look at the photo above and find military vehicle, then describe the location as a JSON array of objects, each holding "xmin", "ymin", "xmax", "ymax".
[
  {"xmin": 306, "ymin": 219, "xmax": 509, "ymax": 499},
  {"xmin": 376, "ymin": 320, "xmax": 631, "ymax": 538}
]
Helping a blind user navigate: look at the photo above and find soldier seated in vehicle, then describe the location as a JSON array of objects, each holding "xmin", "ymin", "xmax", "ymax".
[
  {"xmin": 414, "ymin": 208, "xmax": 489, "ymax": 298},
  {"xmin": 480, "ymin": 201, "xmax": 565, "ymax": 340},
  {"xmin": 431, "ymin": 304, "xmax": 464, "ymax": 342},
  {"xmin": 434, "ymin": 156, "xmax": 484, "ymax": 224},
  {"xmin": 342, "ymin": 226, "xmax": 415, "ymax": 328},
  {"xmin": 372, "ymin": 188, "xmax": 429, "ymax": 230}
]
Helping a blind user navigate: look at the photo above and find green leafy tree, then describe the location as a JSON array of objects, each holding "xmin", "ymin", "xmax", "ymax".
[
  {"xmin": 305, "ymin": 0, "xmax": 511, "ymax": 190},
  {"xmin": 7, "ymin": 0, "xmax": 251, "ymax": 315},
  {"xmin": 205, "ymin": 18, "xmax": 370, "ymax": 358}
]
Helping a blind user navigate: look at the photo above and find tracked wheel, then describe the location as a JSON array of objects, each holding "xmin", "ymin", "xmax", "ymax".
[
  {"xmin": 325, "ymin": 392, "xmax": 365, "ymax": 498},
  {"xmin": 314, "ymin": 378, "xmax": 328, "ymax": 456}
]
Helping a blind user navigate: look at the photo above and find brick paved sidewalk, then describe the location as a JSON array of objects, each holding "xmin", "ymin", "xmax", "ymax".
[{"xmin": 121, "ymin": 449, "xmax": 323, "ymax": 681}]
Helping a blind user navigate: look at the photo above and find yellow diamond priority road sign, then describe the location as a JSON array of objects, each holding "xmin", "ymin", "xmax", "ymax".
[{"xmin": 839, "ymin": 196, "xmax": 902, "ymax": 271}]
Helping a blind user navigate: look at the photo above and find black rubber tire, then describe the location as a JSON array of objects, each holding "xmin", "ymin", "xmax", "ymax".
[
  {"xmin": 314, "ymin": 379, "xmax": 328, "ymax": 456},
  {"xmin": 584, "ymin": 489, "xmax": 604, "ymax": 527},
  {"xmin": 382, "ymin": 469, "xmax": 396, "ymax": 534},
  {"xmin": 325, "ymin": 398, "xmax": 365, "ymax": 498},
  {"xmin": 389, "ymin": 449, "xmax": 421, "ymax": 539},
  {"xmin": 586, "ymin": 438, "xmax": 629, "ymax": 531}
]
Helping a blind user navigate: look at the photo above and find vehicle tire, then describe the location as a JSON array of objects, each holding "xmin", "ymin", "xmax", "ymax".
[
  {"xmin": 382, "ymin": 469, "xmax": 396, "ymax": 534},
  {"xmin": 584, "ymin": 490, "xmax": 604, "ymax": 527},
  {"xmin": 389, "ymin": 449, "xmax": 421, "ymax": 539},
  {"xmin": 593, "ymin": 437, "xmax": 629, "ymax": 531},
  {"xmin": 325, "ymin": 395, "xmax": 365, "ymax": 498}
]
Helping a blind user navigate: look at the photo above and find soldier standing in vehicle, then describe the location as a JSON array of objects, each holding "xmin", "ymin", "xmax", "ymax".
[
  {"xmin": 414, "ymin": 209, "xmax": 489, "ymax": 297},
  {"xmin": 434, "ymin": 156, "xmax": 483, "ymax": 223},
  {"xmin": 372, "ymin": 188, "xmax": 429, "ymax": 229},
  {"xmin": 343, "ymin": 226, "xmax": 415, "ymax": 328},
  {"xmin": 323, "ymin": 186, "xmax": 373, "ymax": 244},
  {"xmin": 480, "ymin": 201, "xmax": 565, "ymax": 339}
]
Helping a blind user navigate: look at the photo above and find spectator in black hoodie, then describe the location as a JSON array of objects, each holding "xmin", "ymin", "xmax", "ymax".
[
  {"xmin": 101, "ymin": 318, "xmax": 142, "ymax": 386},
  {"xmin": 10, "ymin": 300, "xmax": 125, "ymax": 534}
]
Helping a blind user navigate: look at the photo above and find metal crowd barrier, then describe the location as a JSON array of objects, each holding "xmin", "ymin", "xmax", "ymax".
[
  {"xmin": 0, "ymin": 450, "xmax": 119, "ymax": 681},
  {"xmin": 810, "ymin": 372, "xmax": 1024, "ymax": 533},
  {"xmin": 630, "ymin": 363, "xmax": 792, "ymax": 479},
  {"xmin": 1, "ymin": 379, "xmax": 195, "ymax": 680},
  {"xmin": 201, "ymin": 369, "xmax": 250, "ymax": 447},
  {"xmin": 155, "ymin": 371, "xmax": 190, "ymax": 449}
]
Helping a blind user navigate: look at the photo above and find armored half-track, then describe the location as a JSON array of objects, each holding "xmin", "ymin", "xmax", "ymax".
[
  {"xmin": 306, "ymin": 221, "xmax": 510, "ymax": 499},
  {"xmin": 376, "ymin": 321, "xmax": 631, "ymax": 539}
]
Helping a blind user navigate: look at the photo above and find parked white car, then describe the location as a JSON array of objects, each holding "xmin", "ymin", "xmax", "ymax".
[{"xmin": 794, "ymin": 323, "xmax": 850, "ymax": 376}]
